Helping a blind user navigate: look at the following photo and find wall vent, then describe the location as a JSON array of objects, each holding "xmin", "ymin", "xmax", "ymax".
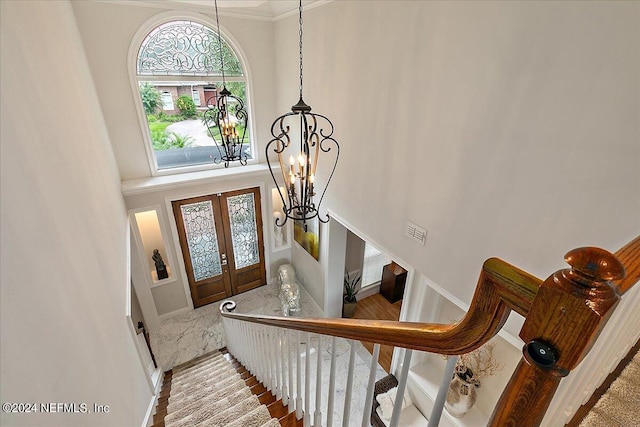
[{"xmin": 405, "ymin": 221, "xmax": 427, "ymax": 245}]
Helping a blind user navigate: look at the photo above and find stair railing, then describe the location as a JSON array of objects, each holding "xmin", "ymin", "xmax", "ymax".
[{"xmin": 221, "ymin": 237, "xmax": 639, "ymax": 427}]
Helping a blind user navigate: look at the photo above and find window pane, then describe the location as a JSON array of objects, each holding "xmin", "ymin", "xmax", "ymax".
[
  {"xmin": 161, "ymin": 92, "xmax": 174, "ymax": 110},
  {"xmin": 138, "ymin": 81, "xmax": 252, "ymax": 170},
  {"xmin": 192, "ymin": 89, "xmax": 201, "ymax": 106},
  {"xmin": 137, "ymin": 20, "xmax": 243, "ymax": 77},
  {"xmin": 362, "ymin": 243, "xmax": 391, "ymax": 287},
  {"xmin": 227, "ymin": 193, "xmax": 259, "ymax": 269},
  {"xmin": 180, "ymin": 201, "xmax": 222, "ymax": 281}
]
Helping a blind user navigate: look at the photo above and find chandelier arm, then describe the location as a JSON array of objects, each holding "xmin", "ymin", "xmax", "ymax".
[
  {"xmin": 265, "ymin": 138, "xmax": 289, "ymax": 228},
  {"xmin": 309, "ymin": 127, "xmax": 320, "ymax": 177},
  {"xmin": 203, "ymin": 107, "xmax": 225, "ymax": 164},
  {"xmin": 276, "ymin": 139, "xmax": 290, "ymax": 188},
  {"xmin": 315, "ymin": 135, "xmax": 340, "ymax": 224}
]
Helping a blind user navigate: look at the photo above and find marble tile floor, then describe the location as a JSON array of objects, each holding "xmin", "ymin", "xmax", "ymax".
[
  {"xmin": 151, "ymin": 281, "xmax": 322, "ymax": 370},
  {"xmin": 150, "ymin": 281, "xmax": 386, "ymax": 426}
]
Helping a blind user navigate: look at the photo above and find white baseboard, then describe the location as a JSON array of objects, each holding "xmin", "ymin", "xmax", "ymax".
[
  {"xmin": 143, "ymin": 369, "xmax": 164, "ymax": 427},
  {"xmin": 158, "ymin": 306, "xmax": 191, "ymax": 320},
  {"xmin": 358, "ymin": 283, "xmax": 381, "ymax": 300},
  {"xmin": 142, "ymin": 392, "xmax": 157, "ymax": 427}
]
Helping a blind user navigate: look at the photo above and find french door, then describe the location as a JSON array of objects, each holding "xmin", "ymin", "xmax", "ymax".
[{"xmin": 172, "ymin": 187, "xmax": 266, "ymax": 308}]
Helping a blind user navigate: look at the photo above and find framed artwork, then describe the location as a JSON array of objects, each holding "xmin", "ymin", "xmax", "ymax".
[{"xmin": 294, "ymin": 218, "xmax": 320, "ymax": 261}]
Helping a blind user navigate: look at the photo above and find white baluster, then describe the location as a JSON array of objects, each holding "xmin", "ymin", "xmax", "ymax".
[
  {"xmin": 428, "ymin": 355, "xmax": 458, "ymax": 427},
  {"xmin": 304, "ymin": 332, "xmax": 311, "ymax": 427},
  {"xmin": 272, "ymin": 327, "xmax": 280, "ymax": 396},
  {"xmin": 289, "ymin": 329, "xmax": 295, "ymax": 413},
  {"xmin": 251, "ymin": 327, "xmax": 259, "ymax": 381},
  {"xmin": 296, "ymin": 330, "xmax": 303, "ymax": 420},
  {"xmin": 275, "ymin": 328, "xmax": 282, "ymax": 400},
  {"xmin": 259, "ymin": 326, "xmax": 267, "ymax": 384},
  {"xmin": 264, "ymin": 327, "xmax": 273, "ymax": 392},
  {"xmin": 326, "ymin": 336, "xmax": 337, "ymax": 427},
  {"xmin": 240, "ymin": 322, "xmax": 247, "ymax": 366},
  {"xmin": 281, "ymin": 329, "xmax": 289, "ymax": 406},
  {"xmin": 342, "ymin": 340, "xmax": 357, "ymax": 427},
  {"xmin": 247, "ymin": 323, "xmax": 254, "ymax": 373},
  {"xmin": 362, "ymin": 343, "xmax": 380, "ymax": 427},
  {"xmin": 221, "ymin": 317, "xmax": 229, "ymax": 354},
  {"xmin": 389, "ymin": 349, "xmax": 413, "ymax": 427},
  {"xmin": 314, "ymin": 335, "xmax": 323, "ymax": 427}
]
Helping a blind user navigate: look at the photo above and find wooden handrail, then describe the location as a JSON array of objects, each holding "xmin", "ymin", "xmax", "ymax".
[
  {"xmin": 221, "ymin": 236, "xmax": 640, "ymax": 426},
  {"xmin": 221, "ymin": 257, "xmax": 542, "ymax": 354},
  {"xmin": 490, "ymin": 238, "xmax": 639, "ymax": 427},
  {"xmin": 614, "ymin": 235, "xmax": 640, "ymax": 295}
]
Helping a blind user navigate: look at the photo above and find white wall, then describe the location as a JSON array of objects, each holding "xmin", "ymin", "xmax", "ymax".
[
  {"xmin": 0, "ymin": 2, "xmax": 152, "ymax": 426},
  {"xmin": 274, "ymin": 2, "xmax": 639, "ymax": 425},
  {"xmin": 275, "ymin": 0, "xmax": 640, "ymax": 330},
  {"xmin": 71, "ymin": 1, "xmax": 277, "ymax": 180}
]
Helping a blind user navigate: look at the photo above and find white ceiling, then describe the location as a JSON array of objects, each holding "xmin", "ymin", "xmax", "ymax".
[{"xmin": 113, "ymin": 0, "xmax": 327, "ymax": 21}]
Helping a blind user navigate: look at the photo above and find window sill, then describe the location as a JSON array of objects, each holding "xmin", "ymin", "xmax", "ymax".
[{"xmin": 121, "ymin": 164, "xmax": 272, "ymax": 196}]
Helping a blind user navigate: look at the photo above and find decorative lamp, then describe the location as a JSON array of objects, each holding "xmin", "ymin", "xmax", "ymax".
[
  {"xmin": 203, "ymin": 0, "xmax": 249, "ymax": 167},
  {"xmin": 266, "ymin": 0, "xmax": 340, "ymax": 227}
]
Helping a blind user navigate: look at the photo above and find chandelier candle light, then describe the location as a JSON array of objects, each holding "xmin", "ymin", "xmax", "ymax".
[
  {"xmin": 266, "ymin": 0, "xmax": 339, "ymax": 227},
  {"xmin": 203, "ymin": 0, "xmax": 248, "ymax": 167}
]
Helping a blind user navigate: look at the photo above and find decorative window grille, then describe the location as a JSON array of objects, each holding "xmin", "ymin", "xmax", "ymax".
[
  {"xmin": 180, "ymin": 201, "xmax": 223, "ymax": 281},
  {"xmin": 134, "ymin": 19, "xmax": 252, "ymax": 172},
  {"xmin": 227, "ymin": 193, "xmax": 260, "ymax": 269}
]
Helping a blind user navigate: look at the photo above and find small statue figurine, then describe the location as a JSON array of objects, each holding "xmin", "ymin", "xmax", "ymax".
[
  {"xmin": 277, "ymin": 264, "xmax": 301, "ymax": 316},
  {"xmin": 152, "ymin": 249, "xmax": 169, "ymax": 280}
]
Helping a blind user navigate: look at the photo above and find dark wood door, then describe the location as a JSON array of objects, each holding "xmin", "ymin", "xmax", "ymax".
[
  {"xmin": 172, "ymin": 188, "xmax": 266, "ymax": 308},
  {"xmin": 173, "ymin": 195, "xmax": 232, "ymax": 308},
  {"xmin": 219, "ymin": 187, "xmax": 267, "ymax": 295}
]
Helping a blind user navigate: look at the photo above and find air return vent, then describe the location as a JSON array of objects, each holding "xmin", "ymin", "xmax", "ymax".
[{"xmin": 405, "ymin": 221, "xmax": 427, "ymax": 245}]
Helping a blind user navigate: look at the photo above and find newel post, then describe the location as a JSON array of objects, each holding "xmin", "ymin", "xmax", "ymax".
[{"xmin": 488, "ymin": 247, "xmax": 625, "ymax": 427}]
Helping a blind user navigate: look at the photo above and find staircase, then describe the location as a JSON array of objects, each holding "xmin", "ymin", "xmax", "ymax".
[
  {"xmin": 151, "ymin": 237, "xmax": 639, "ymax": 427},
  {"xmin": 152, "ymin": 349, "xmax": 301, "ymax": 427}
]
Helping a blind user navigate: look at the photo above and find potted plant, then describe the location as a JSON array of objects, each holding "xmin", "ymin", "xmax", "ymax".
[{"xmin": 342, "ymin": 271, "xmax": 361, "ymax": 318}]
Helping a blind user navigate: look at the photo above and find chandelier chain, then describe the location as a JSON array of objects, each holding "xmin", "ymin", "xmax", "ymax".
[
  {"xmin": 298, "ymin": 0, "xmax": 303, "ymax": 99},
  {"xmin": 214, "ymin": 0, "xmax": 226, "ymax": 86}
]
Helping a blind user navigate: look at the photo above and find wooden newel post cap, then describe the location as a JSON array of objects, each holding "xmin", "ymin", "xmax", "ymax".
[
  {"xmin": 520, "ymin": 247, "xmax": 625, "ymax": 371},
  {"xmin": 564, "ymin": 247, "xmax": 625, "ymax": 286}
]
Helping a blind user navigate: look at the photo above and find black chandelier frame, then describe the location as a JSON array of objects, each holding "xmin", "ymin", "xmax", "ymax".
[
  {"xmin": 266, "ymin": 0, "xmax": 340, "ymax": 227},
  {"xmin": 202, "ymin": 0, "xmax": 249, "ymax": 168},
  {"xmin": 203, "ymin": 88, "xmax": 249, "ymax": 168},
  {"xmin": 266, "ymin": 100, "xmax": 339, "ymax": 227}
]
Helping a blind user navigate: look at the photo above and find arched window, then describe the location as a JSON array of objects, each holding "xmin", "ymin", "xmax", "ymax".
[{"xmin": 135, "ymin": 19, "xmax": 252, "ymax": 172}]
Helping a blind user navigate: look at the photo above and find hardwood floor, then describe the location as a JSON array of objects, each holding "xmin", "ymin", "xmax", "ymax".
[{"xmin": 352, "ymin": 292, "xmax": 402, "ymax": 373}]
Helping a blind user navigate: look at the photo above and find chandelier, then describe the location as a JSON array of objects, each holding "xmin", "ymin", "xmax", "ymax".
[
  {"xmin": 266, "ymin": 0, "xmax": 340, "ymax": 227},
  {"xmin": 203, "ymin": 0, "xmax": 248, "ymax": 167}
]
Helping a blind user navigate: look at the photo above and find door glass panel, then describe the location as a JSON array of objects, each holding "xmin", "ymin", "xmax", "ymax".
[
  {"xmin": 180, "ymin": 201, "xmax": 222, "ymax": 281},
  {"xmin": 227, "ymin": 193, "xmax": 260, "ymax": 269}
]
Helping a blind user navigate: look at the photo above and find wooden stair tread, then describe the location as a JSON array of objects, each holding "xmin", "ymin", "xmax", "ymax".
[
  {"xmin": 278, "ymin": 410, "xmax": 303, "ymax": 427},
  {"xmin": 258, "ymin": 392, "xmax": 277, "ymax": 405},
  {"xmin": 267, "ymin": 400, "xmax": 288, "ymax": 419}
]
